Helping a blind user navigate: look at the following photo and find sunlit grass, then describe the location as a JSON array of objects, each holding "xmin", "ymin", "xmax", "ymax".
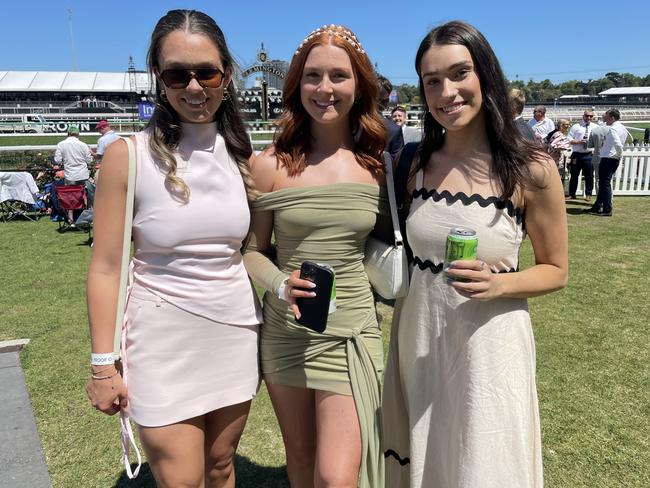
[{"xmin": 1, "ymin": 196, "xmax": 648, "ymax": 487}]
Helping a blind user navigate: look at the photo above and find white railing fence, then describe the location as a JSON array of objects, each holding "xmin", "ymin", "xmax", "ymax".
[
  {"xmin": 573, "ymin": 144, "xmax": 650, "ymax": 196},
  {"xmin": 2, "ymin": 134, "xmax": 649, "ymax": 196}
]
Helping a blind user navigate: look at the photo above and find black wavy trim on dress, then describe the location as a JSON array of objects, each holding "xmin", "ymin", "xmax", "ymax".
[
  {"xmin": 411, "ymin": 188, "xmax": 524, "ymax": 226},
  {"xmin": 412, "ymin": 256, "xmax": 519, "ymax": 275},
  {"xmin": 384, "ymin": 449, "xmax": 410, "ymax": 465},
  {"xmin": 413, "ymin": 256, "xmax": 444, "ymax": 274}
]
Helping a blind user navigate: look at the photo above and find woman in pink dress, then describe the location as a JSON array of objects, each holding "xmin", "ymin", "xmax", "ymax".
[{"xmin": 85, "ymin": 10, "xmax": 261, "ymax": 487}]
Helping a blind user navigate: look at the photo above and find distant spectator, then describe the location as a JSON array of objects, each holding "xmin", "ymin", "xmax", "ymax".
[
  {"xmin": 391, "ymin": 106, "xmax": 407, "ymax": 126},
  {"xmin": 587, "ymin": 119, "xmax": 609, "ymax": 193},
  {"xmin": 587, "ymin": 109, "xmax": 629, "ymax": 217},
  {"xmin": 508, "ymin": 88, "xmax": 535, "ymax": 141},
  {"xmin": 557, "ymin": 118, "xmax": 571, "ymax": 135},
  {"xmin": 527, "ymin": 105, "xmax": 555, "ymax": 141},
  {"xmin": 567, "ymin": 109, "xmax": 596, "ymax": 201},
  {"xmin": 53, "ymin": 125, "xmax": 93, "ymax": 224},
  {"xmin": 377, "ymin": 74, "xmax": 404, "ymax": 158},
  {"xmin": 391, "ymin": 106, "xmax": 421, "ymax": 144},
  {"xmin": 93, "ymin": 120, "xmax": 120, "ymax": 164},
  {"xmin": 544, "ymin": 129, "xmax": 571, "ymax": 180}
]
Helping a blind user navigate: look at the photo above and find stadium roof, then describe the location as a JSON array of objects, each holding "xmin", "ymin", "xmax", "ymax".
[
  {"xmin": 0, "ymin": 71, "xmax": 152, "ymax": 93},
  {"xmin": 598, "ymin": 87, "xmax": 650, "ymax": 96},
  {"xmin": 559, "ymin": 94, "xmax": 592, "ymax": 99}
]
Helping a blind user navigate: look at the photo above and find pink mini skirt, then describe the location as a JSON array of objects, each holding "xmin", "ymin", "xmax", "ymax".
[{"xmin": 124, "ymin": 285, "xmax": 260, "ymax": 427}]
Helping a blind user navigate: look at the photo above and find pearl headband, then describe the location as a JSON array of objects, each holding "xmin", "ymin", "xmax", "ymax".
[{"xmin": 295, "ymin": 24, "xmax": 366, "ymax": 55}]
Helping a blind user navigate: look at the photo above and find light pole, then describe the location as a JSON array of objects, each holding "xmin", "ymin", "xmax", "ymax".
[
  {"xmin": 66, "ymin": 7, "xmax": 77, "ymax": 71},
  {"xmin": 261, "ymin": 80, "xmax": 268, "ymax": 122}
]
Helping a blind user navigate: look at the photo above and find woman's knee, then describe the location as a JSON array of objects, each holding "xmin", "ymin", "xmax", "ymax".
[
  {"xmin": 206, "ymin": 449, "xmax": 235, "ymax": 484},
  {"xmin": 284, "ymin": 434, "xmax": 316, "ymax": 467},
  {"xmin": 315, "ymin": 468, "xmax": 359, "ymax": 488}
]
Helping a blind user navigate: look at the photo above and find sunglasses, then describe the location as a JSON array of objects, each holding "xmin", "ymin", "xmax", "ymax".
[
  {"xmin": 584, "ymin": 114, "xmax": 594, "ymax": 118},
  {"xmin": 159, "ymin": 68, "xmax": 225, "ymax": 89}
]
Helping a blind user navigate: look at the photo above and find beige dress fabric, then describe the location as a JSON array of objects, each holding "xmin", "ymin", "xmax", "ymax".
[{"xmin": 383, "ymin": 170, "xmax": 543, "ymax": 487}]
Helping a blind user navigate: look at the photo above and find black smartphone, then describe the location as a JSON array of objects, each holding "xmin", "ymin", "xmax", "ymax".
[{"xmin": 295, "ymin": 261, "xmax": 334, "ymax": 333}]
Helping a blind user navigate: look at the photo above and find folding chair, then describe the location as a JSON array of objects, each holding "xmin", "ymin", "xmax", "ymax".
[
  {"xmin": 0, "ymin": 172, "xmax": 40, "ymax": 222},
  {"xmin": 54, "ymin": 184, "xmax": 86, "ymax": 230}
]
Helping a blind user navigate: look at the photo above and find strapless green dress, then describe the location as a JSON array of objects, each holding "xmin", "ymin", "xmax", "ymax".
[{"xmin": 249, "ymin": 183, "xmax": 387, "ymax": 488}]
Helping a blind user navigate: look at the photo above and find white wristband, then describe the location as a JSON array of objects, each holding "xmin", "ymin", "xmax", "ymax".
[
  {"xmin": 91, "ymin": 353, "xmax": 115, "ymax": 366},
  {"xmin": 277, "ymin": 278, "xmax": 290, "ymax": 302}
]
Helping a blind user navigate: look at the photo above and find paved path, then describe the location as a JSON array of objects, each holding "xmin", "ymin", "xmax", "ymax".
[{"xmin": 0, "ymin": 351, "xmax": 52, "ymax": 488}]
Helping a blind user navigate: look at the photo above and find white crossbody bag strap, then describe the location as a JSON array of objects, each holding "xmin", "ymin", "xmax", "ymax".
[
  {"xmin": 382, "ymin": 152, "xmax": 403, "ymax": 247},
  {"xmin": 113, "ymin": 137, "xmax": 142, "ymax": 479},
  {"xmin": 113, "ymin": 138, "xmax": 137, "ymax": 358}
]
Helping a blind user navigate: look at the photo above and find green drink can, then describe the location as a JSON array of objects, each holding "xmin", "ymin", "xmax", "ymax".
[{"xmin": 444, "ymin": 227, "xmax": 478, "ymax": 282}]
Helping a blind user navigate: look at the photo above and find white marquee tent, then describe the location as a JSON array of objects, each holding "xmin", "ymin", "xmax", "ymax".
[{"xmin": 0, "ymin": 71, "xmax": 151, "ymax": 93}]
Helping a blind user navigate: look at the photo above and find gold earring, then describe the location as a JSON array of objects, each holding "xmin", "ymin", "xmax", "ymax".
[{"xmin": 160, "ymin": 90, "xmax": 168, "ymax": 102}]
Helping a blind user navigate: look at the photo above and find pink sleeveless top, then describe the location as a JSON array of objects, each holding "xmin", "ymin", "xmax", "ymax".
[{"xmin": 131, "ymin": 124, "xmax": 262, "ymax": 325}]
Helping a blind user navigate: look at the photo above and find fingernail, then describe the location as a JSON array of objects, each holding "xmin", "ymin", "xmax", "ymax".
[
  {"xmin": 307, "ymin": 283, "xmax": 316, "ymax": 289},
  {"xmin": 309, "ymin": 292, "xmax": 317, "ymax": 297}
]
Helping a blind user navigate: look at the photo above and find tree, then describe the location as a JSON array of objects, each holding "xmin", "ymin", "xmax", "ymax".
[
  {"xmin": 395, "ymin": 84, "xmax": 419, "ymax": 105},
  {"xmin": 605, "ymin": 72, "xmax": 622, "ymax": 87}
]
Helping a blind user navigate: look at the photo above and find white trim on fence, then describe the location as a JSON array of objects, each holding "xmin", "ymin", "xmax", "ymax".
[
  {"xmin": 3, "ymin": 135, "xmax": 650, "ymax": 196},
  {"xmin": 574, "ymin": 145, "xmax": 650, "ymax": 196}
]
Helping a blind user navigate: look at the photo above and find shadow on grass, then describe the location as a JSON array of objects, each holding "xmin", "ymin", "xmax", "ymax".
[
  {"xmin": 235, "ymin": 455, "xmax": 289, "ymax": 487},
  {"xmin": 113, "ymin": 463, "xmax": 155, "ymax": 487},
  {"xmin": 566, "ymin": 207, "xmax": 591, "ymax": 215},
  {"xmin": 112, "ymin": 457, "xmax": 289, "ymax": 487}
]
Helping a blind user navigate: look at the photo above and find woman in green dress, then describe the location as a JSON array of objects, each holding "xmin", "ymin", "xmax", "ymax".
[{"xmin": 243, "ymin": 25, "xmax": 388, "ymax": 488}]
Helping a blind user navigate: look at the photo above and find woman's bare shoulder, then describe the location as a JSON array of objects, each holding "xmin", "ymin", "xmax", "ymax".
[{"xmin": 250, "ymin": 145, "xmax": 280, "ymax": 192}]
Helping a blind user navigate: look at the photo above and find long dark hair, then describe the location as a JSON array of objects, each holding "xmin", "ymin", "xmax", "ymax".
[
  {"xmin": 415, "ymin": 21, "xmax": 542, "ymax": 199},
  {"xmin": 274, "ymin": 25, "xmax": 387, "ymax": 177},
  {"xmin": 146, "ymin": 9, "xmax": 255, "ymax": 201}
]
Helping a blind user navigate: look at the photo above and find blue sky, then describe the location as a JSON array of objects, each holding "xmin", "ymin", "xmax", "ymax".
[{"xmin": 2, "ymin": 0, "xmax": 649, "ymax": 84}]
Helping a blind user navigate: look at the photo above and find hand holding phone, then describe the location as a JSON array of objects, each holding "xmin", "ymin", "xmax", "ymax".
[
  {"xmin": 295, "ymin": 261, "xmax": 334, "ymax": 333},
  {"xmin": 283, "ymin": 269, "xmax": 316, "ymax": 319}
]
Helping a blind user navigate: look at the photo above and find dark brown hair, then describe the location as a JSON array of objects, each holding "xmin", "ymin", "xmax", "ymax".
[
  {"xmin": 146, "ymin": 9, "xmax": 255, "ymax": 201},
  {"xmin": 415, "ymin": 21, "xmax": 543, "ymax": 199}
]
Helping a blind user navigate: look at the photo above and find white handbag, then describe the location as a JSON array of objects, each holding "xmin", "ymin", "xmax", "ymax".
[{"xmin": 363, "ymin": 152, "xmax": 409, "ymax": 299}]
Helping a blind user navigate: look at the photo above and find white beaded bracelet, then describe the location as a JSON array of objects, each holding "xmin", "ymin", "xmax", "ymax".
[{"xmin": 91, "ymin": 353, "xmax": 115, "ymax": 366}]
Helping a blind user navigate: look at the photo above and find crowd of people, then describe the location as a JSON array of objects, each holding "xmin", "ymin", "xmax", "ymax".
[
  {"xmin": 48, "ymin": 119, "xmax": 120, "ymax": 227},
  {"xmin": 84, "ymin": 10, "xmax": 569, "ymax": 488},
  {"xmin": 506, "ymin": 90, "xmax": 631, "ymax": 217}
]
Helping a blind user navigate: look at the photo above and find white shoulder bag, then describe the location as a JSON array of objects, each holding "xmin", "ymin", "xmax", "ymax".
[{"xmin": 363, "ymin": 152, "xmax": 409, "ymax": 299}]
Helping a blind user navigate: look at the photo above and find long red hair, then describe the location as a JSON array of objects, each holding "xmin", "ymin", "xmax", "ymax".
[{"xmin": 274, "ymin": 25, "xmax": 387, "ymax": 176}]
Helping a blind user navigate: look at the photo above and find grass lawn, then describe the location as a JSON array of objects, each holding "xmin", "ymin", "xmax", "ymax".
[{"xmin": 1, "ymin": 197, "xmax": 649, "ymax": 487}]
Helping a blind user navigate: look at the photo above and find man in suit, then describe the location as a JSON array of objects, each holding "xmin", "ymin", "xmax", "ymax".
[
  {"xmin": 377, "ymin": 75, "xmax": 404, "ymax": 158},
  {"xmin": 391, "ymin": 106, "xmax": 422, "ymax": 144},
  {"xmin": 508, "ymin": 89, "xmax": 536, "ymax": 141}
]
